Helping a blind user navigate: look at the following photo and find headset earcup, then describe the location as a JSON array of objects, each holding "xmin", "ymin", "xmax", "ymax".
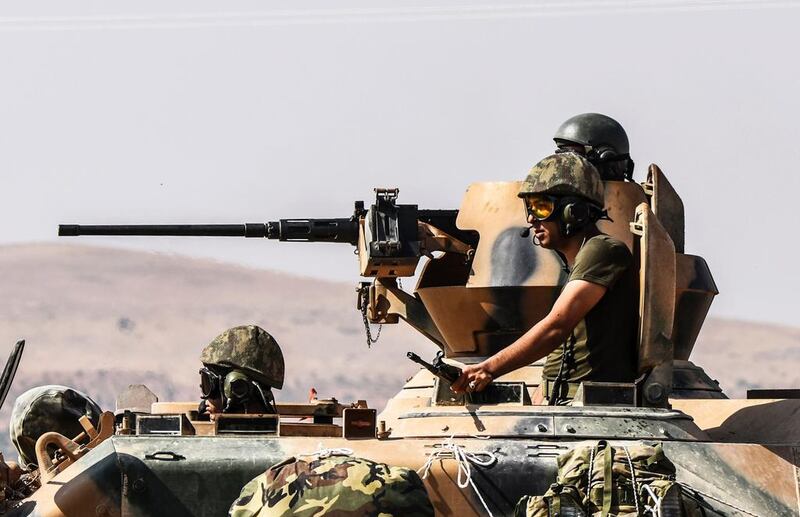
[
  {"xmin": 561, "ymin": 203, "xmax": 588, "ymax": 237},
  {"xmin": 586, "ymin": 145, "xmax": 617, "ymax": 163},
  {"xmin": 562, "ymin": 204, "xmax": 574, "ymax": 225},
  {"xmin": 597, "ymin": 147, "xmax": 617, "ymax": 162},
  {"xmin": 562, "ymin": 203, "xmax": 588, "ymax": 226}
]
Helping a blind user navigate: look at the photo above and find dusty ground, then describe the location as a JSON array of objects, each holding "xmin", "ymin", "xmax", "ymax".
[{"xmin": 0, "ymin": 243, "xmax": 797, "ymax": 459}]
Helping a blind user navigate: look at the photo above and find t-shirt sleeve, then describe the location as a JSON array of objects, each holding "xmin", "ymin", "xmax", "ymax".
[{"xmin": 568, "ymin": 237, "xmax": 632, "ymax": 289}]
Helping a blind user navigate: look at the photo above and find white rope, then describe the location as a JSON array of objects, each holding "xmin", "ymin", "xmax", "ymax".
[
  {"xmin": 642, "ymin": 484, "xmax": 662, "ymax": 517},
  {"xmin": 418, "ymin": 437, "xmax": 498, "ymax": 517},
  {"xmin": 622, "ymin": 446, "xmax": 641, "ymax": 516}
]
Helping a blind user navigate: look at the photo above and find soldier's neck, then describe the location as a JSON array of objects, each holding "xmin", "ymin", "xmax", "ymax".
[{"xmin": 558, "ymin": 226, "xmax": 600, "ymax": 266}]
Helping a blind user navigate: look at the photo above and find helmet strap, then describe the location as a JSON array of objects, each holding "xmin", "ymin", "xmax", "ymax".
[{"xmin": 624, "ymin": 156, "xmax": 635, "ymax": 181}]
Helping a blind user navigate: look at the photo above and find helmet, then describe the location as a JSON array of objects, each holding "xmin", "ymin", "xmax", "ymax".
[
  {"xmin": 518, "ymin": 152, "xmax": 604, "ymax": 207},
  {"xmin": 200, "ymin": 325, "xmax": 285, "ymax": 389},
  {"xmin": 10, "ymin": 385, "xmax": 102, "ymax": 467},
  {"xmin": 553, "ymin": 112, "xmax": 630, "ymax": 155}
]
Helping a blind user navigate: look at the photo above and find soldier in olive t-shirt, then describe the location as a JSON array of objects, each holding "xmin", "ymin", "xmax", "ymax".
[
  {"xmin": 452, "ymin": 152, "xmax": 640, "ymax": 405},
  {"xmin": 542, "ymin": 234, "xmax": 638, "ymax": 402}
]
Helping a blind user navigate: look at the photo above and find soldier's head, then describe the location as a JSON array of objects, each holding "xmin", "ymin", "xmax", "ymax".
[
  {"xmin": 553, "ymin": 113, "xmax": 634, "ymax": 181},
  {"xmin": 10, "ymin": 385, "xmax": 102, "ymax": 468},
  {"xmin": 199, "ymin": 325, "xmax": 284, "ymax": 415},
  {"xmin": 519, "ymin": 152, "xmax": 607, "ymax": 249}
]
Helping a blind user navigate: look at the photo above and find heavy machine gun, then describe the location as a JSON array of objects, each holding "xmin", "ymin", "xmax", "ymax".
[
  {"xmin": 59, "ymin": 188, "xmax": 477, "ymax": 278},
  {"xmin": 60, "ymin": 188, "xmax": 478, "ymax": 352}
]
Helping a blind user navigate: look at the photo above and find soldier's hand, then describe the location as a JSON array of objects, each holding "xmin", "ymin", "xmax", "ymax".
[{"xmin": 451, "ymin": 364, "xmax": 493, "ymax": 394}]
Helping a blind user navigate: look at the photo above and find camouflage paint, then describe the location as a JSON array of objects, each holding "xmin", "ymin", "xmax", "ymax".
[
  {"xmin": 200, "ymin": 325, "xmax": 285, "ymax": 389},
  {"xmin": 518, "ymin": 153, "xmax": 605, "ymax": 207},
  {"xmin": 229, "ymin": 454, "xmax": 434, "ymax": 516}
]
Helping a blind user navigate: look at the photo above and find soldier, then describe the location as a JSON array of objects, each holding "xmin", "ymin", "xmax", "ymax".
[
  {"xmin": 553, "ymin": 113, "xmax": 635, "ymax": 181},
  {"xmin": 452, "ymin": 153, "xmax": 638, "ymax": 404},
  {"xmin": 10, "ymin": 385, "xmax": 102, "ymax": 468},
  {"xmin": 198, "ymin": 325, "xmax": 284, "ymax": 416}
]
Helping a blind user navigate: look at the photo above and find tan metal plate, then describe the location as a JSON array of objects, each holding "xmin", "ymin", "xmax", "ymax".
[{"xmin": 631, "ymin": 202, "xmax": 676, "ymax": 373}]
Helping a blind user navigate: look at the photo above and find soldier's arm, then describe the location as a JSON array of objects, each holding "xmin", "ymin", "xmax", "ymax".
[{"xmin": 451, "ymin": 280, "xmax": 606, "ymax": 392}]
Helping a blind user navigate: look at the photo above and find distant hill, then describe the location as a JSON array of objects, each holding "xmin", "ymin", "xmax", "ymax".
[
  {"xmin": 0, "ymin": 243, "xmax": 440, "ymax": 459},
  {"xmin": 689, "ymin": 317, "xmax": 800, "ymax": 394},
  {"xmin": 0, "ymin": 243, "xmax": 798, "ymax": 460}
]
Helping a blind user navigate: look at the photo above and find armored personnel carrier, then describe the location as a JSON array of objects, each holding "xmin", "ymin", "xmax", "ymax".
[{"xmin": 5, "ymin": 164, "xmax": 800, "ymax": 516}]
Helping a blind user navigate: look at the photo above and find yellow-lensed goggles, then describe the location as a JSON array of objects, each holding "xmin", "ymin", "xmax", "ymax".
[{"xmin": 523, "ymin": 195, "xmax": 557, "ymax": 221}]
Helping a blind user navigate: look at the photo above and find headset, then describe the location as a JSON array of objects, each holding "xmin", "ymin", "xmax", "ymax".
[
  {"xmin": 586, "ymin": 145, "xmax": 635, "ymax": 181},
  {"xmin": 199, "ymin": 367, "xmax": 277, "ymax": 414},
  {"xmin": 558, "ymin": 197, "xmax": 608, "ymax": 237},
  {"xmin": 521, "ymin": 196, "xmax": 610, "ymax": 241},
  {"xmin": 556, "ymin": 144, "xmax": 634, "ymax": 181}
]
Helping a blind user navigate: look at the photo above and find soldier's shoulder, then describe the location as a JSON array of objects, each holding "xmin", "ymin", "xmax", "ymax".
[
  {"xmin": 580, "ymin": 234, "xmax": 632, "ymax": 263},
  {"xmin": 592, "ymin": 234, "xmax": 628, "ymax": 249}
]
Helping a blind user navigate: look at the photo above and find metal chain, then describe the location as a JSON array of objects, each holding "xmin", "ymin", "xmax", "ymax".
[
  {"xmin": 359, "ymin": 287, "xmax": 382, "ymax": 348},
  {"xmin": 356, "ymin": 277, "xmax": 404, "ymax": 348}
]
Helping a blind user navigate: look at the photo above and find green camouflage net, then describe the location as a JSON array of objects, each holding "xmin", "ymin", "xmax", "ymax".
[{"xmin": 229, "ymin": 454, "xmax": 434, "ymax": 517}]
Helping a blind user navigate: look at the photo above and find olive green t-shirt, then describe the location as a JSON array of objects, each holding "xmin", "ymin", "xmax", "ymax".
[{"xmin": 543, "ymin": 234, "xmax": 638, "ymax": 384}]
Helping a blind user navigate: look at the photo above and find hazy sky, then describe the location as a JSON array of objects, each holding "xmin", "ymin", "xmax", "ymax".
[{"xmin": 1, "ymin": 1, "xmax": 799, "ymax": 326}]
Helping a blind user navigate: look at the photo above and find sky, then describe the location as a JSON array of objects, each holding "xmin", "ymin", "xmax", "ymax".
[{"xmin": 1, "ymin": 0, "xmax": 799, "ymax": 326}]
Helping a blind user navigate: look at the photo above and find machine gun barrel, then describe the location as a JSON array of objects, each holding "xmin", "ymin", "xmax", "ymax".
[{"xmin": 58, "ymin": 218, "xmax": 360, "ymax": 244}]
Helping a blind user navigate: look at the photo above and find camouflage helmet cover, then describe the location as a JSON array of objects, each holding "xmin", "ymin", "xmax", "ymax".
[
  {"xmin": 519, "ymin": 152, "xmax": 605, "ymax": 207},
  {"xmin": 229, "ymin": 454, "xmax": 434, "ymax": 517},
  {"xmin": 10, "ymin": 385, "xmax": 102, "ymax": 467},
  {"xmin": 200, "ymin": 325, "xmax": 285, "ymax": 389},
  {"xmin": 553, "ymin": 112, "xmax": 630, "ymax": 155}
]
